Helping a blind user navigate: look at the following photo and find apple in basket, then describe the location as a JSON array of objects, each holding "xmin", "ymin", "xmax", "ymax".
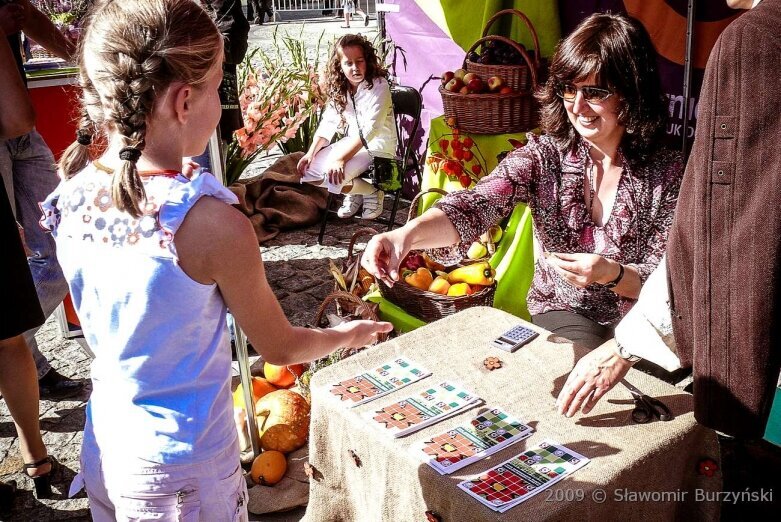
[
  {"xmin": 466, "ymin": 77, "xmax": 485, "ymax": 93},
  {"xmin": 487, "ymin": 76, "xmax": 505, "ymax": 93},
  {"xmin": 462, "ymin": 72, "xmax": 479, "ymax": 84},
  {"xmin": 444, "ymin": 77, "xmax": 464, "ymax": 92},
  {"xmin": 441, "ymin": 71, "xmax": 455, "ymax": 85},
  {"xmin": 459, "ymin": 85, "xmax": 470, "ymax": 95},
  {"xmin": 454, "ymin": 68, "xmax": 468, "ymax": 81},
  {"xmin": 499, "ymin": 86, "xmax": 514, "ymax": 95}
]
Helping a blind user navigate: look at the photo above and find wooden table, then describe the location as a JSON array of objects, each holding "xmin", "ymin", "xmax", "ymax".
[{"xmin": 305, "ymin": 307, "xmax": 721, "ymax": 521}]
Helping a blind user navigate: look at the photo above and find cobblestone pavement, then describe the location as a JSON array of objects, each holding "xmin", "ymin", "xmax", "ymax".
[{"xmin": 0, "ymin": 14, "xmax": 393, "ymax": 521}]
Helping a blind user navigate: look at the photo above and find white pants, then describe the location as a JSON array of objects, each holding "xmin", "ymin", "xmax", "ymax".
[
  {"xmin": 73, "ymin": 438, "xmax": 248, "ymax": 521},
  {"xmin": 302, "ymin": 140, "xmax": 372, "ymax": 194}
]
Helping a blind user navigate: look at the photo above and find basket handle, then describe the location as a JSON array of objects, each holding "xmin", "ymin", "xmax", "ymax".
[
  {"xmin": 407, "ymin": 187, "xmax": 450, "ymax": 224},
  {"xmin": 347, "ymin": 227, "xmax": 380, "ymax": 259},
  {"xmin": 463, "ymin": 35, "xmax": 538, "ymax": 91},
  {"xmin": 312, "ymin": 290, "xmax": 388, "ymax": 344},
  {"xmin": 314, "ymin": 291, "xmax": 369, "ymax": 327},
  {"xmin": 479, "ymin": 8, "xmax": 541, "ymax": 69}
]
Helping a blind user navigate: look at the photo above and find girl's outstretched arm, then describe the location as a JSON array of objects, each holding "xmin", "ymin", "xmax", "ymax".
[{"xmin": 175, "ymin": 196, "xmax": 392, "ymax": 365}]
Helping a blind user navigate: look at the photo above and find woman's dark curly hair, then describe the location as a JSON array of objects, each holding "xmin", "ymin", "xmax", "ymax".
[
  {"xmin": 326, "ymin": 34, "xmax": 387, "ymax": 114},
  {"xmin": 536, "ymin": 12, "xmax": 668, "ymax": 164}
]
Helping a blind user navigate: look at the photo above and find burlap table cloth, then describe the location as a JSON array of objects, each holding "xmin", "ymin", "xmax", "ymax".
[{"xmin": 305, "ymin": 307, "xmax": 721, "ymax": 521}]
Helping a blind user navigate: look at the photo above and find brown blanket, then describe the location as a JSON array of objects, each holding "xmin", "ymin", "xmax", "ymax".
[{"xmin": 229, "ymin": 152, "xmax": 328, "ymax": 243}]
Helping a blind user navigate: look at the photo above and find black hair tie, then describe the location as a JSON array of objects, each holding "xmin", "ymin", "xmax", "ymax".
[
  {"xmin": 76, "ymin": 129, "xmax": 93, "ymax": 146},
  {"xmin": 119, "ymin": 146, "xmax": 142, "ymax": 163}
]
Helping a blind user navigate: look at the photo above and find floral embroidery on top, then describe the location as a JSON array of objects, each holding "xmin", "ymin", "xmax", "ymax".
[
  {"xmin": 430, "ymin": 133, "xmax": 683, "ymax": 327},
  {"xmin": 42, "ymin": 166, "xmax": 176, "ymax": 254}
]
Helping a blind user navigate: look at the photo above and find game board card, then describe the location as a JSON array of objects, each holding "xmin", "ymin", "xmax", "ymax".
[
  {"xmin": 457, "ymin": 440, "xmax": 590, "ymax": 512},
  {"xmin": 367, "ymin": 381, "xmax": 482, "ymax": 438},
  {"xmin": 415, "ymin": 408, "xmax": 534, "ymax": 475},
  {"xmin": 328, "ymin": 358, "xmax": 432, "ymax": 407}
]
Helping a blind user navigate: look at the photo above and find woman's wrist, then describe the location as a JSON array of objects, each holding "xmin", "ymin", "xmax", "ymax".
[{"xmin": 599, "ymin": 258, "xmax": 623, "ymax": 287}]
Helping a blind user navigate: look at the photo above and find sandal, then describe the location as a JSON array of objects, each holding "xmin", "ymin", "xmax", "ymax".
[{"xmin": 24, "ymin": 456, "xmax": 54, "ymax": 499}]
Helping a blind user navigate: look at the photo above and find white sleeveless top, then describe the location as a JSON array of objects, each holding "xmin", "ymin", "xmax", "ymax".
[{"xmin": 42, "ymin": 165, "xmax": 239, "ymax": 464}]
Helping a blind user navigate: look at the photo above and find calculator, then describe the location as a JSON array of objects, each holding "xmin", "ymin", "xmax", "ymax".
[{"xmin": 491, "ymin": 325, "xmax": 539, "ymax": 353}]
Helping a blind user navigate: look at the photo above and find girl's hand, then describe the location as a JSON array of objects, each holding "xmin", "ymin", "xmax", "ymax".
[
  {"xmin": 297, "ymin": 153, "xmax": 312, "ymax": 177},
  {"xmin": 182, "ymin": 159, "xmax": 199, "ymax": 178},
  {"xmin": 556, "ymin": 339, "xmax": 634, "ymax": 417},
  {"xmin": 331, "ymin": 319, "xmax": 394, "ymax": 348},
  {"xmin": 326, "ymin": 159, "xmax": 345, "ymax": 186},
  {"xmin": 361, "ymin": 230, "xmax": 411, "ymax": 286},
  {"xmin": 547, "ymin": 252, "xmax": 620, "ymax": 288}
]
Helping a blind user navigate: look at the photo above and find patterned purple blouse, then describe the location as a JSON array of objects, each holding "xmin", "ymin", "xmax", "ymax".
[{"xmin": 431, "ymin": 133, "xmax": 683, "ymax": 327}]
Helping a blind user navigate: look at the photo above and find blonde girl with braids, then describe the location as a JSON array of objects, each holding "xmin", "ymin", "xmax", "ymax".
[
  {"xmin": 298, "ymin": 33, "xmax": 397, "ymax": 220},
  {"xmin": 42, "ymin": 1, "xmax": 391, "ymax": 519}
]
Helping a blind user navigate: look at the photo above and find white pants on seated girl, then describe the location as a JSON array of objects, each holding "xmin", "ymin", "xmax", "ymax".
[
  {"xmin": 300, "ymin": 141, "xmax": 375, "ymax": 194},
  {"xmin": 74, "ymin": 438, "xmax": 248, "ymax": 521}
]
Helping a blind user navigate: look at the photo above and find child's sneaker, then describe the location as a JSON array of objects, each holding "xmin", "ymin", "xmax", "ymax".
[
  {"xmin": 360, "ymin": 190, "xmax": 384, "ymax": 219},
  {"xmin": 337, "ymin": 194, "xmax": 363, "ymax": 218}
]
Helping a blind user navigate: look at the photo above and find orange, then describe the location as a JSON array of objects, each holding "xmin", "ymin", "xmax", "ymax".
[
  {"xmin": 250, "ymin": 450, "xmax": 287, "ymax": 486},
  {"xmin": 232, "ymin": 377, "xmax": 278, "ymax": 410},
  {"xmin": 263, "ymin": 362, "xmax": 304, "ymax": 388}
]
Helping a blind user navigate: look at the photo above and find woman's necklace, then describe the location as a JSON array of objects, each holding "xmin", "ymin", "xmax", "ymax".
[{"xmin": 584, "ymin": 158, "xmax": 598, "ymax": 220}]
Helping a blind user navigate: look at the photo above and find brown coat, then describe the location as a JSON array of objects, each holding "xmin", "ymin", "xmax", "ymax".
[{"xmin": 667, "ymin": 0, "xmax": 781, "ymax": 438}]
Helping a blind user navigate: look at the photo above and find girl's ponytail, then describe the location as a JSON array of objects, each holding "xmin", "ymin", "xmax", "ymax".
[{"xmin": 112, "ymin": 144, "xmax": 146, "ymax": 217}]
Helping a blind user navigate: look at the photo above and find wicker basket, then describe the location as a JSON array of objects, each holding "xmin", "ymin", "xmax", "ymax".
[
  {"xmin": 377, "ymin": 188, "xmax": 496, "ymax": 323},
  {"xmin": 466, "ymin": 9, "xmax": 542, "ymax": 93},
  {"xmin": 440, "ymin": 34, "xmax": 539, "ymax": 134},
  {"xmin": 313, "ymin": 290, "xmax": 390, "ymax": 351},
  {"xmin": 404, "ymin": 188, "xmax": 495, "ymax": 262}
]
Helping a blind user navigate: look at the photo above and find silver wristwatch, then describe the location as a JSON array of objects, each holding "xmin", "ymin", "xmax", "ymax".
[{"xmin": 616, "ymin": 341, "xmax": 641, "ymax": 363}]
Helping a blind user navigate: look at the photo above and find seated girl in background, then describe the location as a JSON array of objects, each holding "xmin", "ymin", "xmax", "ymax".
[
  {"xmin": 298, "ymin": 34, "xmax": 397, "ymax": 220},
  {"xmin": 42, "ymin": 1, "xmax": 391, "ymax": 519}
]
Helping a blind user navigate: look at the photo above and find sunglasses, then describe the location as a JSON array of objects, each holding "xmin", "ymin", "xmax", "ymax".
[{"xmin": 555, "ymin": 83, "xmax": 614, "ymax": 104}]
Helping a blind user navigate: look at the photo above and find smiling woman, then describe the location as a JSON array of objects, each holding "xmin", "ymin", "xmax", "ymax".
[{"xmin": 362, "ymin": 13, "xmax": 683, "ymax": 352}]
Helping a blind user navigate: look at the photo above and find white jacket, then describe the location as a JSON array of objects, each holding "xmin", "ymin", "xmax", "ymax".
[{"xmin": 314, "ymin": 77, "xmax": 398, "ymax": 156}]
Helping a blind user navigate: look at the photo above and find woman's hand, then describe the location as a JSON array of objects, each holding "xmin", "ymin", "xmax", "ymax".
[
  {"xmin": 361, "ymin": 230, "xmax": 411, "ymax": 286},
  {"xmin": 296, "ymin": 153, "xmax": 312, "ymax": 177},
  {"xmin": 556, "ymin": 339, "xmax": 634, "ymax": 417},
  {"xmin": 331, "ymin": 319, "xmax": 394, "ymax": 348},
  {"xmin": 547, "ymin": 252, "xmax": 620, "ymax": 288},
  {"xmin": 326, "ymin": 159, "xmax": 346, "ymax": 186}
]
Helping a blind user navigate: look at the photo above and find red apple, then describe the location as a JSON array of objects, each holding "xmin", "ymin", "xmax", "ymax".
[
  {"xmin": 466, "ymin": 77, "xmax": 484, "ymax": 93},
  {"xmin": 459, "ymin": 85, "xmax": 470, "ymax": 95},
  {"xmin": 499, "ymin": 86, "xmax": 514, "ymax": 94},
  {"xmin": 453, "ymin": 68, "xmax": 468, "ymax": 81},
  {"xmin": 462, "ymin": 72, "xmax": 479, "ymax": 84},
  {"xmin": 441, "ymin": 71, "xmax": 455, "ymax": 85},
  {"xmin": 444, "ymin": 78, "xmax": 464, "ymax": 92},
  {"xmin": 487, "ymin": 76, "xmax": 505, "ymax": 92}
]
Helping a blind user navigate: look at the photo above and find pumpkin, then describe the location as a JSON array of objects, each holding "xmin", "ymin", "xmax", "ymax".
[
  {"xmin": 263, "ymin": 362, "xmax": 304, "ymax": 388},
  {"xmin": 255, "ymin": 389, "xmax": 310, "ymax": 453},
  {"xmin": 232, "ymin": 377, "xmax": 278, "ymax": 411}
]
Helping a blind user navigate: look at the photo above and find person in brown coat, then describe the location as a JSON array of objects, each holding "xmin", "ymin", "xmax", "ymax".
[{"xmin": 558, "ymin": 0, "xmax": 781, "ymax": 516}]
